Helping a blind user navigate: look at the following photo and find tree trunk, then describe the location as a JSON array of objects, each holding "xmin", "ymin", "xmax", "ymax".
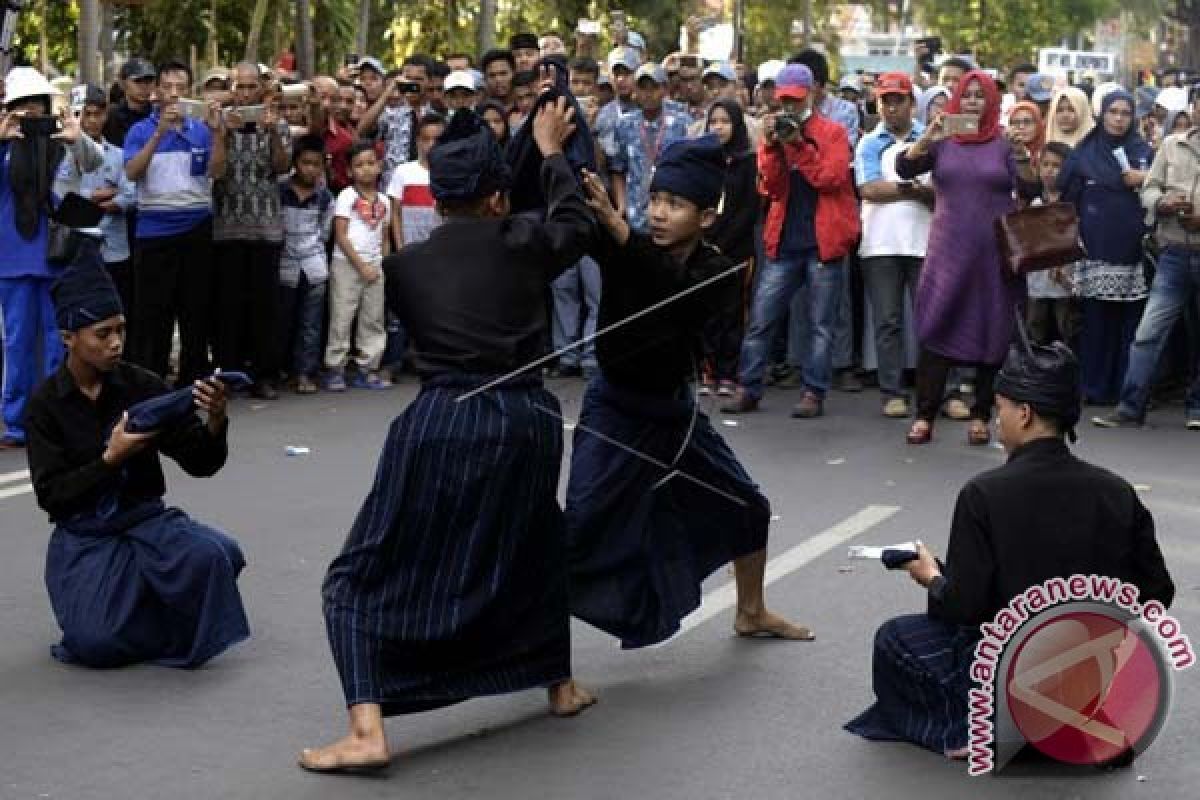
[
  {"xmin": 207, "ymin": 0, "xmax": 220, "ymax": 66},
  {"xmin": 78, "ymin": 0, "xmax": 100, "ymax": 83},
  {"xmin": 100, "ymin": 0, "xmax": 114, "ymax": 83},
  {"xmin": 245, "ymin": 0, "xmax": 271, "ymax": 63},
  {"xmin": 356, "ymin": 0, "xmax": 370, "ymax": 55},
  {"xmin": 477, "ymin": 0, "xmax": 497, "ymax": 54},
  {"xmin": 37, "ymin": 0, "xmax": 49, "ymax": 73},
  {"xmin": 296, "ymin": 0, "xmax": 315, "ymax": 78}
]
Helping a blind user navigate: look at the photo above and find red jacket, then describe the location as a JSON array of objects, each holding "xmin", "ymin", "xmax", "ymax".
[{"xmin": 758, "ymin": 112, "xmax": 860, "ymax": 262}]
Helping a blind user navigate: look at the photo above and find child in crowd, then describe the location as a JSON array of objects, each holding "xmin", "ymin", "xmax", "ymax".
[
  {"xmin": 280, "ymin": 135, "xmax": 335, "ymax": 394},
  {"xmin": 323, "ymin": 141, "xmax": 392, "ymax": 391},
  {"xmin": 387, "ymin": 113, "xmax": 446, "ymax": 250},
  {"xmin": 1026, "ymin": 141, "xmax": 1081, "ymax": 346},
  {"xmin": 75, "ymin": 85, "xmax": 137, "ymax": 324}
]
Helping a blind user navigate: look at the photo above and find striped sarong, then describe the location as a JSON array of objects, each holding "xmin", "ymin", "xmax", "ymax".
[
  {"xmin": 321, "ymin": 374, "xmax": 571, "ymax": 714},
  {"xmin": 565, "ymin": 374, "xmax": 770, "ymax": 649},
  {"xmin": 845, "ymin": 613, "xmax": 981, "ymax": 753}
]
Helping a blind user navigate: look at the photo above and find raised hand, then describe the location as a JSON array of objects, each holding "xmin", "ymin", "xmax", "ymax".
[{"xmin": 532, "ymin": 96, "xmax": 577, "ymax": 158}]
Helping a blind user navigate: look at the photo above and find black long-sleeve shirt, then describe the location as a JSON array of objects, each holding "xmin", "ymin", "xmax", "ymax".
[
  {"xmin": 25, "ymin": 362, "xmax": 228, "ymax": 523},
  {"xmin": 382, "ymin": 154, "xmax": 594, "ymax": 378},
  {"xmin": 590, "ymin": 230, "xmax": 741, "ymax": 392},
  {"xmin": 928, "ymin": 437, "xmax": 1175, "ymax": 626},
  {"xmin": 707, "ymin": 152, "xmax": 759, "ymax": 263}
]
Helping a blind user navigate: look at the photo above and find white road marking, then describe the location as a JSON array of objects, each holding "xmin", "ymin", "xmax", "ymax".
[
  {"xmin": 0, "ymin": 469, "xmax": 30, "ymax": 484},
  {"xmin": 0, "ymin": 482, "xmax": 33, "ymax": 500},
  {"xmin": 670, "ymin": 504, "xmax": 903, "ymax": 639}
]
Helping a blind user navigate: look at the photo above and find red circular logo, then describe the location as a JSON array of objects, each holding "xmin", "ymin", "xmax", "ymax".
[{"xmin": 1005, "ymin": 611, "xmax": 1166, "ymax": 765}]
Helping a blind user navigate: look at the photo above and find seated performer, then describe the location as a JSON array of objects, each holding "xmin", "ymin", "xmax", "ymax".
[
  {"xmin": 845, "ymin": 337, "xmax": 1175, "ymax": 759},
  {"xmin": 25, "ymin": 237, "xmax": 249, "ymax": 669},
  {"xmin": 301, "ymin": 100, "xmax": 596, "ymax": 774},
  {"xmin": 568, "ymin": 136, "xmax": 812, "ymax": 650}
]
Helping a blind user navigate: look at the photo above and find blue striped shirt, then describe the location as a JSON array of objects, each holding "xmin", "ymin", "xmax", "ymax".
[{"xmin": 124, "ymin": 113, "xmax": 213, "ymax": 239}]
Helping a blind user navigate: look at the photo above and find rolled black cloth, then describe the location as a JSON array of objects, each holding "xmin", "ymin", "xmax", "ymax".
[
  {"xmin": 429, "ymin": 110, "xmax": 512, "ymax": 205},
  {"xmin": 995, "ymin": 339, "xmax": 1083, "ymax": 442},
  {"xmin": 126, "ymin": 372, "xmax": 252, "ymax": 433},
  {"xmin": 51, "ymin": 237, "xmax": 123, "ymax": 331}
]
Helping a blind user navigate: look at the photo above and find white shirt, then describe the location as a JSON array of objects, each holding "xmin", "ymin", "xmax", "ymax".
[
  {"xmin": 334, "ymin": 186, "xmax": 390, "ymax": 265},
  {"xmin": 386, "ymin": 160, "xmax": 441, "ymax": 246},
  {"xmin": 858, "ymin": 140, "xmax": 933, "ymax": 259}
]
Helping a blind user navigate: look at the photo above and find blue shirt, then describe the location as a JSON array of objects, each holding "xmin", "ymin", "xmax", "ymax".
[
  {"xmin": 779, "ymin": 171, "xmax": 818, "ymax": 258},
  {"xmin": 124, "ymin": 113, "xmax": 213, "ymax": 240},
  {"xmin": 608, "ymin": 109, "xmax": 691, "ymax": 233},
  {"xmin": 854, "ymin": 121, "xmax": 924, "ymax": 186},
  {"xmin": 0, "ymin": 142, "xmax": 53, "ymax": 279},
  {"xmin": 820, "ymin": 94, "xmax": 861, "ymax": 150},
  {"xmin": 79, "ymin": 141, "xmax": 136, "ymax": 263}
]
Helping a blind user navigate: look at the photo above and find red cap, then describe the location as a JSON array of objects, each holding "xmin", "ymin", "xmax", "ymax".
[{"xmin": 875, "ymin": 71, "xmax": 913, "ymax": 98}]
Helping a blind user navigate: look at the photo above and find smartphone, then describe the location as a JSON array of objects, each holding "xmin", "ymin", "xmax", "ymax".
[
  {"xmin": 280, "ymin": 82, "xmax": 310, "ymax": 100},
  {"xmin": 896, "ymin": 180, "xmax": 915, "ymax": 190},
  {"xmin": 233, "ymin": 104, "xmax": 264, "ymax": 124},
  {"xmin": 344, "ymin": 53, "xmax": 360, "ymax": 67},
  {"xmin": 18, "ymin": 115, "xmax": 63, "ymax": 137},
  {"xmin": 943, "ymin": 113, "xmax": 980, "ymax": 136},
  {"xmin": 397, "ymin": 81, "xmax": 422, "ymax": 94},
  {"xmin": 577, "ymin": 19, "xmax": 601, "ymax": 35},
  {"xmin": 177, "ymin": 98, "xmax": 208, "ymax": 119}
]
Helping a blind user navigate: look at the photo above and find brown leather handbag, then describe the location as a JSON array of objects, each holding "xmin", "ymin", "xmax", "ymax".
[{"xmin": 994, "ymin": 201, "xmax": 1087, "ymax": 277}]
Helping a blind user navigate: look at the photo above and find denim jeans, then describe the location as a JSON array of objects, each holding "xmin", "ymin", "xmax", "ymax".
[
  {"xmin": 862, "ymin": 256, "xmax": 922, "ymax": 397},
  {"xmin": 738, "ymin": 253, "xmax": 845, "ymax": 398},
  {"xmin": 1117, "ymin": 246, "xmax": 1200, "ymax": 419},
  {"xmin": 551, "ymin": 255, "xmax": 602, "ymax": 368},
  {"xmin": 279, "ymin": 274, "xmax": 328, "ymax": 378},
  {"xmin": 0, "ymin": 277, "xmax": 62, "ymax": 443}
]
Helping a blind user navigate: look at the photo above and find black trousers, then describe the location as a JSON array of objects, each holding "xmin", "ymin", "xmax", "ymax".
[
  {"xmin": 702, "ymin": 257, "xmax": 750, "ymax": 382},
  {"xmin": 130, "ymin": 221, "xmax": 213, "ymax": 386},
  {"xmin": 915, "ymin": 348, "xmax": 997, "ymax": 423},
  {"xmin": 213, "ymin": 240, "xmax": 282, "ymax": 381},
  {"xmin": 104, "ymin": 257, "xmax": 135, "ymax": 338}
]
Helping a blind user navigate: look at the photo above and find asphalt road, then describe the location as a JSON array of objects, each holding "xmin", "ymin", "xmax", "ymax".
[{"xmin": 0, "ymin": 379, "xmax": 1196, "ymax": 800}]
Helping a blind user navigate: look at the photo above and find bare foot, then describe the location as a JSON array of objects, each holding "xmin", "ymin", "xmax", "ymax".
[
  {"xmin": 548, "ymin": 679, "xmax": 598, "ymax": 717},
  {"xmin": 734, "ymin": 609, "xmax": 815, "ymax": 641},
  {"xmin": 298, "ymin": 734, "xmax": 390, "ymax": 774}
]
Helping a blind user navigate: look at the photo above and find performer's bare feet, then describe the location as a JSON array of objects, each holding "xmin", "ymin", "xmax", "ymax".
[
  {"xmin": 945, "ymin": 746, "xmax": 970, "ymax": 760},
  {"xmin": 298, "ymin": 704, "xmax": 390, "ymax": 773},
  {"xmin": 734, "ymin": 609, "xmax": 815, "ymax": 641},
  {"xmin": 548, "ymin": 679, "xmax": 598, "ymax": 717}
]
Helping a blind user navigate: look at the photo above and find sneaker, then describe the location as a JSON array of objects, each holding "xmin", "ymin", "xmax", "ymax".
[
  {"xmin": 1186, "ymin": 417, "xmax": 1200, "ymax": 431},
  {"xmin": 697, "ymin": 381, "xmax": 714, "ymax": 397},
  {"xmin": 791, "ymin": 391, "xmax": 824, "ymax": 419},
  {"xmin": 882, "ymin": 396, "xmax": 910, "ymax": 418},
  {"xmin": 350, "ymin": 371, "xmax": 392, "ymax": 390},
  {"xmin": 834, "ymin": 369, "xmax": 864, "ymax": 393},
  {"xmin": 720, "ymin": 388, "xmax": 760, "ymax": 414},
  {"xmin": 322, "ymin": 371, "xmax": 347, "ymax": 392},
  {"xmin": 942, "ymin": 397, "xmax": 971, "ymax": 420},
  {"xmin": 295, "ymin": 375, "xmax": 319, "ymax": 395},
  {"xmin": 250, "ymin": 380, "xmax": 279, "ymax": 400},
  {"xmin": 716, "ymin": 380, "xmax": 736, "ymax": 397},
  {"xmin": 1092, "ymin": 411, "xmax": 1143, "ymax": 429}
]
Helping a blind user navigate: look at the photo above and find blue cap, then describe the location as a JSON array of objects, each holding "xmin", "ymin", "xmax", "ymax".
[{"xmin": 1025, "ymin": 73, "xmax": 1055, "ymax": 103}]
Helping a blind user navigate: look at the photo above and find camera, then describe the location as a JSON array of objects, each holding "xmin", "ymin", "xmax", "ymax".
[
  {"xmin": 18, "ymin": 115, "xmax": 62, "ymax": 137},
  {"xmin": 774, "ymin": 111, "xmax": 807, "ymax": 139}
]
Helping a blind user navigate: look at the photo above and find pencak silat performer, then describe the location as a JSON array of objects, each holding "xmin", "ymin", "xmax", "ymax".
[
  {"xmin": 24, "ymin": 236, "xmax": 249, "ymax": 669},
  {"xmin": 301, "ymin": 99, "xmax": 597, "ymax": 774},
  {"xmin": 845, "ymin": 335, "xmax": 1175, "ymax": 761},
  {"xmin": 567, "ymin": 135, "xmax": 813, "ymax": 650}
]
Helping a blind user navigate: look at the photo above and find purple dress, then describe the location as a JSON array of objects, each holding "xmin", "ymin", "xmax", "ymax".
[{"xmin": 898, "ymin": 137, "xmax": 1023, "ymax": 364}]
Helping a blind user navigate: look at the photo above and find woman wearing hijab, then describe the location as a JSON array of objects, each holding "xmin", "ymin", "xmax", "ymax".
[
  {"xmin": 699, "ymin": 98, "xmax": 758, "ymax": 395},
  {"xmin": 1006, "ymin": 101, "xmax": 1046, "ymax": 163},
  {"xmin": 477, "ymin": 99, "xmax": 512, "ymax": 151},
  {"xmin": 1045, "ymin": 87, "xmax": 1095, "ymax": 148},
  {"xmin": 916, "ymin": 86, "xmax": 950, "ymax": 126},
  {"xmin": 1057, "ymin": 89, "xmax": 1153, "ymax": 405},
  {"xmin": 0, "ymin": 68, "xmax": 103, "ymax": 449},
  {"xmin": 896, "ymin": 71, "xmax": 1036, "ymax": 446}
]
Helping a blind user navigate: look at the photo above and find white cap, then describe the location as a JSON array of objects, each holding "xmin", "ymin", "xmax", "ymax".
[
  {"xmin": 757, "ymin": 60, "xmax": 785, "ymax": 85},
  {"xmin": 444, "ymin": 70, "xmax": 477, "ymax": 93},
  {"xmin": 4, "ymin": 67, "xmax": 62, "ymax": 106},
  {"xmin": 1156, "ymin": 86, "xmax": 1189, "ymax": 113}
]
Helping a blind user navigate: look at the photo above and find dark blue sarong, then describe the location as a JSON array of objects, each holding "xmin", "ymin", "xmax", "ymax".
[
  {"xmin": 321, "ymin": 374, "xmax": 571, "ymax": 715},
  {"xmin": 45, "ymin": 500, "xmax": 249, "ymax": 668},
  {"xmin": 845, "ymin": 613, "xmax": 981, "ymax": 754},
  {"xmin": 565, "ymin": 375, "xmax": 770, "ymax": 649}
]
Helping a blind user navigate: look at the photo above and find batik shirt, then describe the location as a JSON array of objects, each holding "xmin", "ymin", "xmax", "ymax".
[{"xmin": 608, "ymin": 109, "xmax": 691, "ymax": 233}]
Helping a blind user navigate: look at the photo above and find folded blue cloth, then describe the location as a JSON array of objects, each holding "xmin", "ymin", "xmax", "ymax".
[{"xmin": 126, "ymin": 372, "xmax": 251, "ymax": 434}]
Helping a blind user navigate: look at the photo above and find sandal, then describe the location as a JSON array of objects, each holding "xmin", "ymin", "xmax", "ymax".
[
  {"xmin": 967, "ymin": 421, "xmax": 991, "ymax": 446},
  {"xmin": 906, "ymin": 419, "xmax": 933, "ymax": 445}
]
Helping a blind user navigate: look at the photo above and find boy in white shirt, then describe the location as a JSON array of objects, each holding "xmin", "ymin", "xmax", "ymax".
[
  {"xmin": 323, "ymin": 142, "xmax": 392, "ymax": 391},
  {"xmin": 387, "ymin": 113, "xmax": 447, "ymax": 249}
]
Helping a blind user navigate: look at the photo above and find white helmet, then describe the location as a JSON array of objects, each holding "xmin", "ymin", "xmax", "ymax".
[{"xmin": 4, "ymin": 67, "xmax": 62, "ymax": 107}]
